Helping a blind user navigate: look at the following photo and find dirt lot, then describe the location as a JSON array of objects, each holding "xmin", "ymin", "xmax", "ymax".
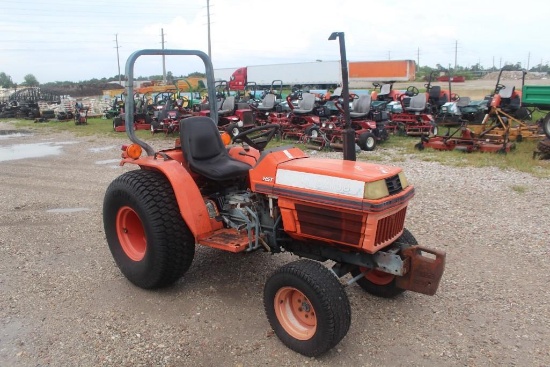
[{"xmin": 0, "ymin": 119, "xmax": 549, "ymax": 367}]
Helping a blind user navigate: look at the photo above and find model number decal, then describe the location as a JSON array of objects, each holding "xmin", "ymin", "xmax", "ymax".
[{"xmin": 262, "ymin": 176, "xmax": 274, "ymax": 182}]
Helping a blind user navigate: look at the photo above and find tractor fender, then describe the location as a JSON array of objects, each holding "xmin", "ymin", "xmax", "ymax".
[{"xmin": 121, "ymin": 158, "xmax": 213, "ymax": 238}]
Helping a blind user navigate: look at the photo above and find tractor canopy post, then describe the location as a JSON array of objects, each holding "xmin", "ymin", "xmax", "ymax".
[{"xmin": 124, "ymin": 49, "xmax": 218, "ymax": 156}]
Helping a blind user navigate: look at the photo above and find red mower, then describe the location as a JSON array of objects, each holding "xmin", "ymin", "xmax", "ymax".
[
  {"xmin": 305, "ymin": 93, "xmax": 389, "ymax": 151},
  {"xmin": 277, "ymin": 91, "xmax": 320, "ymax": 141}
]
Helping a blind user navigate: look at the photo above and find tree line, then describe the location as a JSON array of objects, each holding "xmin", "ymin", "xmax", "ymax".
[
  {"xmin": 0, "ymin": 71, "xmax": 206, "ymax": 90},
  {"xmin": 1, "ymin": 62, "xmax": 547, "ymax": 90}
]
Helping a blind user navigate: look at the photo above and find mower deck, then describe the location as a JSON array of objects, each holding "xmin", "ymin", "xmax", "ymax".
[{"xmin": 418, "ymin": 136, "xmax": 514, "ymax": 153}]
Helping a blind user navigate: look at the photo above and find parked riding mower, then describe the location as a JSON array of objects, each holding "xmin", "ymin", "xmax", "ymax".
[
  {"xmin": 487, "ymin": 67, "xmax": 532, "ymax": 121},
  {"xmin": 415, "ymin": 99, "xmax": 544, "ymax": 154},
  {"xmin": 305, "ymin": 93, "xmax": 389, "ymax": 151},
  {"xmin": 103, "ymin": 49, "xmax": 446, "ymax": 358},
  {"xmin": 277, "ymin": 91, "xmax": 321, "ymax": 141},
  {"xmin": 113, "ymin": 92, "xmax": 153, "ymax": 132},
  {"xmin": 74, "ymin": 103, "xmax": 88, "ymax": 125},
  {"xmin": 389, "ymin": 86, "xmax": 435, "ymax": 136}
]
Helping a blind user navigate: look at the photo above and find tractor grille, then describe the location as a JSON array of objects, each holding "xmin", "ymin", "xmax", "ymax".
[
  {"xmin": 374, "ymin": 206, "xmax": 407, "ymax": 246},
  {"xmin": 295, "ymin": 204, "xmax": 363, "ymax": 245},
  {"xmin": 385, "ymin": 174, "xmax": 403, "ymax": 195}
]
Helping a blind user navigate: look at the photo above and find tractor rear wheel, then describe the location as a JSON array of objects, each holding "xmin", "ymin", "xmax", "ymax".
[
  {"xmin": 264, "ymin": 259, "xmax": 351, "ymax": 357},
  {"xmin": 351, "ymin": 228, "xmax": 418, "ymax": 298},
  {"xmin": 358, "ymin": 132, "xmax": 376, "ymax": 151},
  {"xmin": 103, "ymin": 169, "xmax": 195, "ymax": 289}
]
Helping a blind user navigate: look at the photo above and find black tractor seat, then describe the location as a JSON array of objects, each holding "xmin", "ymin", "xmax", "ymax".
[
  {"xmin": 218, "ymin": 96, "xmax": 236, "ymax": 117},
  {"xmin": 256, "ymin": 94, "xmax": 277, "ymax": 111},
  {"xmin": 349, "ymin": 95, "xmax": 372, "ymax": 119},
  {"xmin": 292, "ymin": 93, "xmax": 316, "ymax": 114},
  {"xmin": 179, "ymin": 116, "xmax": 252, "ymax": 181},
  {"xmin": 406, "ymin": 94, "xmax": 427, "ymax": 112}
]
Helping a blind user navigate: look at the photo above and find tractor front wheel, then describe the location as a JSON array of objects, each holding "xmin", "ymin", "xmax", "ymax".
[
  {"xmin": 103, "ymin": 170, "xmax": 195, "ymax": 289},
  {"xmin": 351, "ymin": 228, "xmax": 418, "ymax": 298},
  {"xmin": 264, "ymin": 259, "xmax": 351, "ymax": 357}
]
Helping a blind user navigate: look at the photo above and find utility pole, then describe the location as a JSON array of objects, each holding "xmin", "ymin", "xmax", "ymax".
[
  {"xmin": 161, "ymin": 28, "xmax": 166, "ymax": 83},
  {"xmin": 207, "ymin": 0, "xmax": 212, "ymax": 60},
  {"xmin": 417, "ymin": 47, "xmax": 420, "ymax": 67},
  {"xmin": 499, "ymin": 57, "xmax": 502, "ymax": 69},
  {"xmin": 454, "ymin": 40, "xmax": 458, "ymax": 70},
  {"xmin": 492, "ymin": 56, "xmax": 495, "ymax": 70},
  {"xmin": 527, "ymin": 52, "xmax": 530, "ymax": 70},
  {"xmin": 114, "ymin": 34, "xmax": 121, "ymax": 86}
]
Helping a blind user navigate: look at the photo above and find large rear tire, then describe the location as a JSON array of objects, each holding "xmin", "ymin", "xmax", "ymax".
[
  {"xmin": 103, "ymin": 170, "xmax": 195, "ymax": 289},
  {"xmin": 264, "ymin": 259, "xmax": 351, "ymax": 357},
  {"xmin": 350, "ymin": 228, "xmax": 418, "ymax": 298}
]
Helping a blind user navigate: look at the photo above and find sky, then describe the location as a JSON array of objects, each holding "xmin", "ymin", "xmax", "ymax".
[{"xmin": 0, "ymin": 0, "xmax": 548, "ymax": 84}]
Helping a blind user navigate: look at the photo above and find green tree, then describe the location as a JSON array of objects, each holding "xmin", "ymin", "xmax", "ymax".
[
  {"xmin": 0, "ymin": 72, "xmax": 14, "ymax": 88},
  {"xmin": 166, "ymin": 71, "xmax": 174, "ymax": 84},
  {"xmin": 22, "ymin": 74, "xmax": 39, "ymax": 87}
]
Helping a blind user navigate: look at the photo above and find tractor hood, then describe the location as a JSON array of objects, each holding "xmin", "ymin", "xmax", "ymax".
[{"xmin": 249, "ymin": 147, "xmax": 412, "ymax": 211}]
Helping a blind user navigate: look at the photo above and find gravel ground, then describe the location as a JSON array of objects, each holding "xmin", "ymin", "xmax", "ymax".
[{"xmin": 0, "ymin": 121, "xmax": 549, "ymax": 367}]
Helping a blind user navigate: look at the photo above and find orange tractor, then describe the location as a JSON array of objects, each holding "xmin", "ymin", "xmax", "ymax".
[{"xmin": 103, "ymin": 49, "xmax": 446, "ymax": 357}]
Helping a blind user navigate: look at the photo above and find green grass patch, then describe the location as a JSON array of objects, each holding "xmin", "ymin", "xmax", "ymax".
[
  {"xmin": 510, "ymin": 185, "xmax": 528, "ymax": 193},
  {"xmin": 3, "ymin": 118, "xmax": 549, "ymax": 178}
]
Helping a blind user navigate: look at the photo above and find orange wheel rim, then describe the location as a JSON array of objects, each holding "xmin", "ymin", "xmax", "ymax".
[
  {"xmin": 274, "ymin": 287, "xmax": 317, "ymax": 340},
  {"xmin": 116, "ymin": 206, "xmax": 146, "ymax": 261},
  {"xmin": 360, "ymin": 267, "xmax": 394, "ymax": 286}
]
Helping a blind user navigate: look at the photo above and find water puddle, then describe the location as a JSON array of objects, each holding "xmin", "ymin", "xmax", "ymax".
[
  {"xmin": 95, "ymin": 158, "xmax": 121, "ymax": 165},
  {"xmin": 0, "ymin": 142, "xmax": 64, "ymax": 162},
  {"xmin": 0, "ymin": 130, "xmax": 33, "ymax": 140},
  {"xmin": 89, "ymin": 146, "xmax": 117, "ymax": 153},
  {"xmin": 46, "ymin": 207, "xmax": 90, "ymax": 214}
]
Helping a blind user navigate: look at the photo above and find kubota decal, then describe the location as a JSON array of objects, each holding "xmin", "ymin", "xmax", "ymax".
[{"xmin": 276, "ymin": 169, "xmax": 364, "ymax": 198}]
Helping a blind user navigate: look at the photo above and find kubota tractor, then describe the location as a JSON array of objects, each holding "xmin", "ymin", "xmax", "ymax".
[{"xmin": 103, "ymin": 49, "xmax": 446, "ymax": 357}]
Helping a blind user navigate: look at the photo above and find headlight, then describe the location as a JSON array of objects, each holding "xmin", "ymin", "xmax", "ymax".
[
  {"xmin": 398, "ymin": 172, "xmax": 408, "ymax": 189},
  {"xmin": 364, "ymin": 180, "xmax": 390, "ymax": 200},
  {"xmin": 322, "ymin": 122, "xmax": 327, "ymax": 128},
  {"xmin": 328, "ymin": 123, "xmax": 334, "ymax": 129}
]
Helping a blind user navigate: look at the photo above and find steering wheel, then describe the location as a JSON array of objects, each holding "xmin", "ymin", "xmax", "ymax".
[
  {"xmin": 406, "ymin": 86, "xmax": 419, "ymax": 96},
  {"xmin": 496, "ymin": 84, "xmax": 506, "ymax": 92},
  {"xmin": 232, "ymin": 124, "xmax": 280, "ymax": 151},
  {"xmin": 450, "ymin": 93, "xmax": 460, "ymax": 102}
]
